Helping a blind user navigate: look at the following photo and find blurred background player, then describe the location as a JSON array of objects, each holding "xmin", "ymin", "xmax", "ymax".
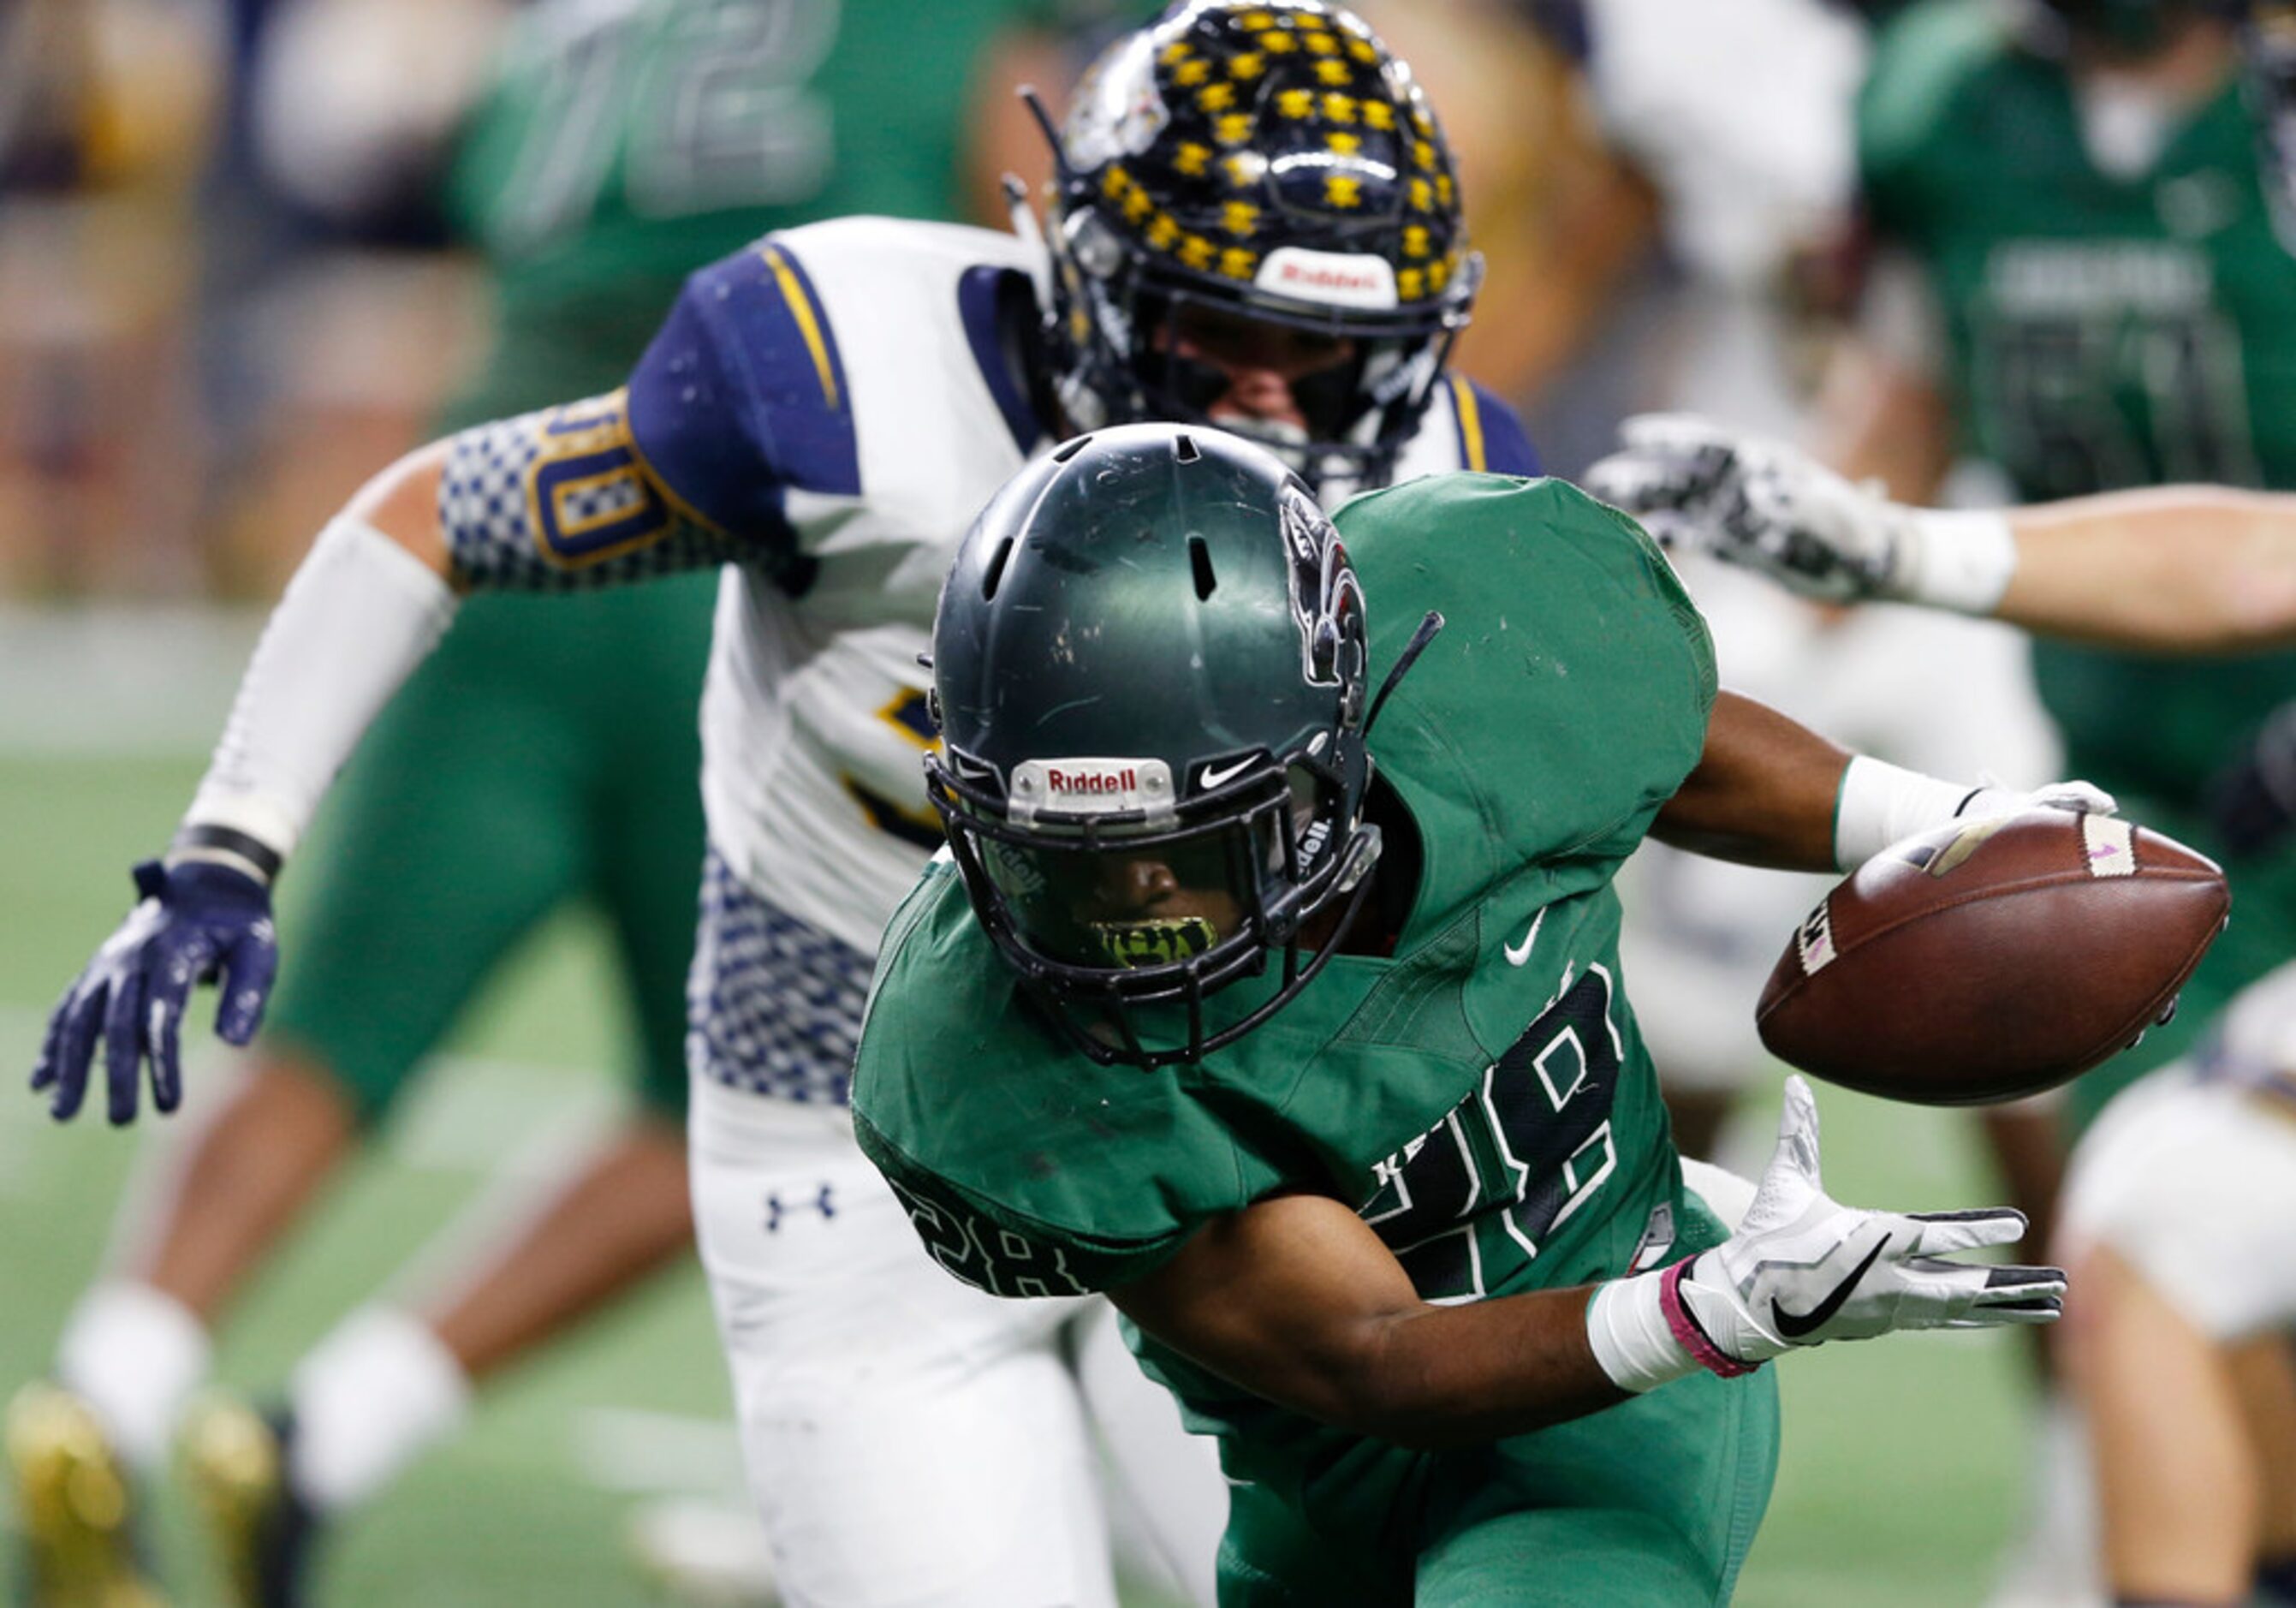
[
  {"xmin": 1538, "ymin": 0, "xmax": 2062, "ymax": 1178},
  {"xmin": 1819, "ymin": 0, "xmax": 2296, "ymax": 1124},
  {"xmin": 1815, "ymin": 8, "xmax": 2296, "ymax": 1591},
  {"xmin": 2056, "ymin": 896, "xmax": 2296, "ymax": 1608},
  {"xmin": 7, "ymin": 2, "xmax": 1115, "ymax": 1605},
  {"xmin": 1580, "ymin": 415, "xmax": 2296, "ymax": 1608},
  {"xmin": 1579, "ymin": 9, "xmax": 2296, "ymax": 1600}
]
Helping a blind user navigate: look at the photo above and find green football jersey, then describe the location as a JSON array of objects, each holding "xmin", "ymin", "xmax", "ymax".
[
  {"xmin": 854, "ymin": 473, "xmax": 1716, "ymax": 1433},
  {"xmin": 1860, "ymin": 3, "xmax": 2296, "ymax": 1092},
  {"xmin": 438, "ymin": 0, "xmax": 1084, "ymax": 419}
]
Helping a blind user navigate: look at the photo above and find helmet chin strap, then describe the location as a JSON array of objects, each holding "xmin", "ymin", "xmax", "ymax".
[
  {"xmin": 1001, "ymin": 172, "xmax": 1056, "ymax": 316},
  {"xmin": 1365, "ymin": 610, "xmax": 1448, "ymax": 736}
]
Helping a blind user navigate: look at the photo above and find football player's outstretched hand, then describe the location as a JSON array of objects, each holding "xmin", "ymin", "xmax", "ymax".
[
  {"xmin": 31, "ymin": 860, "xmax": 277, "ymax": 1125},
  {"xmin": 1679, "ymin": 1076, "xmax": 2061, "ymax": 1366},
  {"xmin": 1586, "ymin": 1077, "xmax": 2062, "ymax": 1391},
  {"xmin": 1582, "ymin": 414, "xmax": 1918, "ymax": 604}
]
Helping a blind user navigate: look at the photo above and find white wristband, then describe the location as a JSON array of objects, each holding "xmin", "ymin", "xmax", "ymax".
[
  {"xmin": 1831, "ymin": 754, "xmax": 1992, "ymax": 871},
  {"xmin": 1902, "ymin": 508, "xmax": 2017, "ymax": 615},
  {"xmin": 180, "ymin": 515, "xmax": 457, "ymax": 873},
  {"xmin": 1585, "ymin": 1274, "xmax": 1698, "ymax": 1394}
]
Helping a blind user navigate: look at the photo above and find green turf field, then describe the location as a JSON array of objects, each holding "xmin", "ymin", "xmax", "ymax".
[{"xmin": 0, "ymin": 739, "xmax": 2046, "ymax": 1606}]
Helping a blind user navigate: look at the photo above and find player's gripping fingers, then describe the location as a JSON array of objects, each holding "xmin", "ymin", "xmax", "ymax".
[
  {"xmin": 213, "ymin": 926, "xmax": 277, "ymax": 1047},
  {"xmin": 143, "ymin": 927, "xmax": 215, "ymax": 1117},
  {"xmin": 101, "ymin": 968, "xmax": 151, "ymax": 1127},
  {"xmin": 148, "ymin": 992, "xmax": 184, "ymax": 1116},
  {"xmin": 2032, "ymin": 779, "xmax": 2118, "ymax": 818},
  {"xmin": 45, "ymin": 975, "xmax": 112, "ymax": 1123},
  {"xmin": 142, "ymin": 927, "xmax": 212, "ymax": 1116},
  {"xmin": 29, "ymin": 977, "xmax": 73, "ymax": 1095}
]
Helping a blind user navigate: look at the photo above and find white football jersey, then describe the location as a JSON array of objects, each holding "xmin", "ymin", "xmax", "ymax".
[{"xmin": 637, "ymin": 217, "xmax": 1532, "ymax": 956}]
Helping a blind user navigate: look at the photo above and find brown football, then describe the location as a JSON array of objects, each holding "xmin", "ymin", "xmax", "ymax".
[{"xmin": 1756, "ymin": 808, "xmax": 2229, "ymax": 1105}]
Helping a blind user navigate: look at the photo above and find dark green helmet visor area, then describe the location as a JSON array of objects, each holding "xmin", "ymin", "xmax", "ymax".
[{"xmin": 925, "ymin": 424, "xmax": 1380, "ymax": 1067}]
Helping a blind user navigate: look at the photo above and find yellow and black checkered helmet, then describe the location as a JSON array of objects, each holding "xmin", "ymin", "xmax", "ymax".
[{"xmin": 1039, "ymin": 2, "xmax": 1478, "ymax": 495}]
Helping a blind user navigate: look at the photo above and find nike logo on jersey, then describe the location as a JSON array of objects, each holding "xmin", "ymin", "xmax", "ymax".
[
  {"xmin": 1770, "ymin": 1235, "xmax": 1891, "ymax": 1340},
  {"xmin": 1198, "ymin": 755, "xmax": 1260, "ymax": 792},
  {"xmin": 1504, "ymin": 908, "xmax": 1545, "ymax": 967}
]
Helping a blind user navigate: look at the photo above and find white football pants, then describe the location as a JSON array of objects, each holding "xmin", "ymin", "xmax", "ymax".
[
  {"xmin": 2061, "ymin": 1064, "xmax": 2296, "ymax": 1342},
  {"xmin": 689, "ymin": 1075, "xmax": 1226, "ymax": 1608}
]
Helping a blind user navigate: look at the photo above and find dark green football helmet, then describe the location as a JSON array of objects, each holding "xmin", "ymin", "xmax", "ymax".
[{"xmin": 925, "ymin": 423, "xmax": 1380, "ymax": 1066}]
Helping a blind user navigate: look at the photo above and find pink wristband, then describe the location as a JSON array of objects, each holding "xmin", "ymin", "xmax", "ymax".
[{"xmin": 1658, "ymin": 1256, "xmax": 1760, "ymax": 1379}]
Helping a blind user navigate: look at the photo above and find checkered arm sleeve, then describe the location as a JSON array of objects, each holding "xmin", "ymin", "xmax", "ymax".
[{"xmin": 437, "ymin": 390, "xmax": 746, "ymax": 592}]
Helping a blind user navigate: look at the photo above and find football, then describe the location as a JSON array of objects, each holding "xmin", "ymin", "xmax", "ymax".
[{"xmin": 1756, "ymin": 809, "xmax": 2230, "ymax": 1106}]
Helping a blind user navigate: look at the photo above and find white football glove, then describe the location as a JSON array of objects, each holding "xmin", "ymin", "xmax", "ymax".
[
  {"xmin": 1833, "ymin": 756, "xmax": 2118, "ymax": 871},
  {"xmin": 1961, "ymin": 776, "xmax": 2119, "ymax": 824},
  {"xmin": 1992, "ymin": 781, "xmax": 2112, "ymax": 818},
  {"xmin": 1581, "ymin": 414, "xmax": 1922, "ymax": 603},
  {"xmin": 1586, "ymin": 1076, "xmax": 2063, "ymax": 1390}
]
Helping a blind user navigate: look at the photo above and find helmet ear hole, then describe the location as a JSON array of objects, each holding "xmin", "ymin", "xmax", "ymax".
[{"xmin": 1189, "ymin": 536, "xmax": 1218, "ymax": 600}]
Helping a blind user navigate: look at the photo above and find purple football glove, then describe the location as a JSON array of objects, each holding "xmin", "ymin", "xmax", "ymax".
[{"xmin": 32, "ymin": 859, "xmax": 277, "ymax": 1124}]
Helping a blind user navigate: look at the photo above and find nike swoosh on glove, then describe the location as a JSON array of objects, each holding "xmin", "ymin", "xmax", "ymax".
[
  {"xmin": 1663, "ymin": 1076, "xmax": 2064, "ymax": 1373},
  {"xmin": 1582, "ymin": 414, "xmax": 1918, "ymax": 603},
  {"xmin": 31, "ymin": 860, "xmax": 277, "ymax": 1125}
]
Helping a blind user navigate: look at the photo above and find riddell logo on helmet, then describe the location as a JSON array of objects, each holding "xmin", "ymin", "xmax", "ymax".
[
  {"xmin": 1256, "ymin": 247, "xmax": 1398, "ymax": 311},
  {"xmin": 1047, "ymin": 766, "xmax": 1138, "ymax": 796},
  {"xmin": 1277, "ymin": 261, "xmax": 1381, "ymax": 293},
  {"xmin": 1007, "ymin": 757, "xmax": 1176, "ymax": 825}
]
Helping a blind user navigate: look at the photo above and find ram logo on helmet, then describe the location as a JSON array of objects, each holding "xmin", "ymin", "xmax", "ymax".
[{"xmin": 1278, "ymin": 483, "xmax": 1365, "ymax": 691}]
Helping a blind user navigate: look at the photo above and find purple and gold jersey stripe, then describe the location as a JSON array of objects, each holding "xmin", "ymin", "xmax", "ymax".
[
  {"xmin": 760, "ymin": 244, "xmax": 843, "ymax": 412},
  {"xmin": 1450, "ymin": 372, "xmax": 1486, "ymax": 472},
  {"xmin": 1447, "ymin": 374, "xmax": 1538, "ymax": 477}
]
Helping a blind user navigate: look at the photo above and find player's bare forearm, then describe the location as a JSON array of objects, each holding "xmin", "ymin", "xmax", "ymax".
[
  {"xmin": 2001, "ymin": 487, "xmax": 2296, "ymax": 652},
  {"xmin": 1109, "ymin": 1193, "xmax": 1625, "ymax": 1451},
  {"xmin": 1647, "ymin": 691, "xmax": 1847, "ymax": 872},
  {"xmin": 344, "ymin": 439, "xmax": 455, "ymax": 581}
]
